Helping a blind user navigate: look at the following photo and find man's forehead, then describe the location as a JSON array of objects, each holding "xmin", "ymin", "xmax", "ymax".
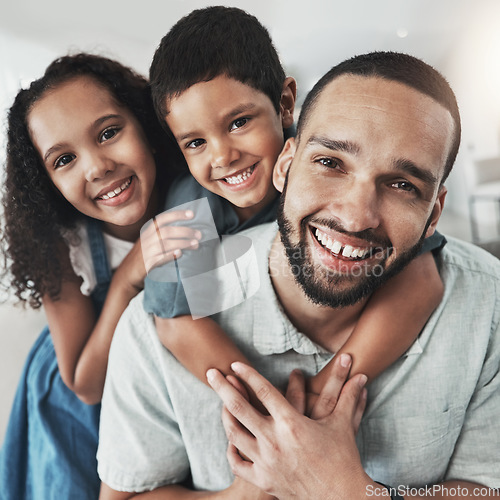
[{"xmin": 312, "ymin": 74, "xmax": 453, "ymax": 129}]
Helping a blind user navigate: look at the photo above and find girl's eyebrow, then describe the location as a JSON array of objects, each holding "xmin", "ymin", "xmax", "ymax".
[{"xmin": 43, "ymin": 114, "xmax": 122, "ymax": 162}]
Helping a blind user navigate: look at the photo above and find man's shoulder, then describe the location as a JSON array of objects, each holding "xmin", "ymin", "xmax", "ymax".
[
  {"xmin": 440, "ymin": 236, "xmax": 500, "ymax": 279},
  {"xmin": 238, "ymin": 221, "xmax": 278, "ymax": 241},
  {"xmin": 113, "ymin": 292, "xmax": 157, "ymax": 347}
]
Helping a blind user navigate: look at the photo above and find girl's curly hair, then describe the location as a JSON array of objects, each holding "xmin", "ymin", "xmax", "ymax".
[{"xmin": 1, "ymin": 53, "xmax": 182, "ymax": 308}]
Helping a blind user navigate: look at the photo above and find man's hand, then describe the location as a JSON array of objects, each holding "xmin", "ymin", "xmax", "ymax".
[{"xmin": 207, "ymin": 355, "xmax": 370, "ymax": 500}]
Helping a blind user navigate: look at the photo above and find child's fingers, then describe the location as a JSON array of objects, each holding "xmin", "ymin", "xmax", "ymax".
[
  {"xmin": 153, "ymin": 209, "xmax": 194, "ymax": 226},
  {"xmin": 285, "ymin": 369, "xmax": 306, "ymax": 414},
  {"xmin": 310, "ymin": 353, "xmax": 352, "ymax": 420}
]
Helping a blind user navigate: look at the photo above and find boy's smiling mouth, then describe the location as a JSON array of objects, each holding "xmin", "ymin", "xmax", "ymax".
[{"xmin": 220, "ymin": 164, "xmax": 257, "ymax": 186}]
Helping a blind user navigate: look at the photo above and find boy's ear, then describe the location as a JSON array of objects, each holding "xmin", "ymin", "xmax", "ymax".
[
  {"xmin": 273, "ymin": 137, "xmax": 296, "ymax": 192},
  {"xmin": 425, "ymin": 185, "xmax": 447, "ymax": 238},
  {"xmin": 280, "ymin": 77, "xmax": 297, "ymax": 129}
]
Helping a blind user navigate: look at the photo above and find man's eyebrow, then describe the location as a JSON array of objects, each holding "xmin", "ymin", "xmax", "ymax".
[
  {"xmin": 392, "ymin": 158, "xmax": 438, "ymax": 187},
  {"xmin": 306, "ymin": 136, "xmax": 360, "ymax": 155}
]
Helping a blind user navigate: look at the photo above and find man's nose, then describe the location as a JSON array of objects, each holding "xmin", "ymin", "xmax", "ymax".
[
  {"xmin": 209, "ymin": 139, "xmax": 240, "ymax": 169},
  {"xmin": 335, "ymin": 182, "xmax": 381, "ymax": 233}
]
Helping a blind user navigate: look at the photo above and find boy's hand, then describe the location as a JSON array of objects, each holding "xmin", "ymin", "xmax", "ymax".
[{"xmin": 140, "ymin": 210, "xmax": 201, "ymax": 273}]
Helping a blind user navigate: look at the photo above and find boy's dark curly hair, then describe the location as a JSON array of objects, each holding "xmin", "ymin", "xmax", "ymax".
[{"xmin": 1, "ymin": 53, "xmax": 181, "ymax": 309}]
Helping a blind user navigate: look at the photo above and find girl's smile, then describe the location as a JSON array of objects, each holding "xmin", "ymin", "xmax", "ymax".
[{"xmin": 28, "ymin": 76, "xmax": 157, "ymax": 240}]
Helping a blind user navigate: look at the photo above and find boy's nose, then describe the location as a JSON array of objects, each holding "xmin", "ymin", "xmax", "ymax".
[
  {"xmin": 84, "ymin": 154, "xmax": 115, "ymax": 182},
  {"xmin": 209, "ymin": 140, "xmax": 240, "ymax": 169}
]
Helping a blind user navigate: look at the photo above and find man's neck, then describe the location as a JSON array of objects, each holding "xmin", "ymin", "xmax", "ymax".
[{"xmin": 268, "ymin": 233, "xmax": 368, "ymax": 354}]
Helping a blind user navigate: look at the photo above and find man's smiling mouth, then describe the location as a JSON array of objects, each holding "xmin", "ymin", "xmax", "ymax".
[{"xmin": 313, "ymin": 227, "xmax": 380, "ymax": 260}]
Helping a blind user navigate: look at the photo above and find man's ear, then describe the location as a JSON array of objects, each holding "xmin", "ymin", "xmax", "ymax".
[
  {"xmin": 280, "ymin": 77, "xmax": 297, "ymax": 130},
  {"xmin": 273, "ymin": 137, "xmax": 296, "ymax": 192},
  {"xmin": 425, "ymin": 185, "xmax": 447, "ymax": 238}
]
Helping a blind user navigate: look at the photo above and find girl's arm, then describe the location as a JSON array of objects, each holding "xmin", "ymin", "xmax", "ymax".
[
  {"xmin": 44, "ymin": 239, "xmax": 146, "ymax": 405},
  {"xmin": 45, "ymin": 215, "xmax": 199, "ymax": 405},
  {"xmin": 308, "ymin": 251, "xmax": 444, "ymax": 395}
]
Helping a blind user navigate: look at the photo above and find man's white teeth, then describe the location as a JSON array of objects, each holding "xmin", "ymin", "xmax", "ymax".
[
  {"xmin": 225, "ymin": 166, "xmax": 254, "ymax": 185},
  {"xmin": 100, "ymin": 178, "xmax": 132, "ymax": 200},
  {"xmin": 315, "ymin": 228, "xmax": 369, "ymax": 259}
]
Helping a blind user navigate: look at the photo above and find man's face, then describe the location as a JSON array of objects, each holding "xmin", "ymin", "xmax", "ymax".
[{"xmin": 273, "ymin": 75, "xmax": 453, "ymax": 308}]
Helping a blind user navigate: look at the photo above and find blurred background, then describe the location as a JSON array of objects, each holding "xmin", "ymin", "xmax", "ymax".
[{"xmin": 1, "ymin": 0, "xmax": 499, "ymax": 443}]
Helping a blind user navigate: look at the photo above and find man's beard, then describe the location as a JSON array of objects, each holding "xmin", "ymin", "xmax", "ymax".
[{"xmin": 276, "ymin": 176, "xmax": 429, "ymax": 309}]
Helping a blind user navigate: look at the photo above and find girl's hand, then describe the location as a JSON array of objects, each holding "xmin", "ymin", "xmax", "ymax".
[{"xmin": 140, "ymin": 210, "xmax": 202, "ymax": 274}]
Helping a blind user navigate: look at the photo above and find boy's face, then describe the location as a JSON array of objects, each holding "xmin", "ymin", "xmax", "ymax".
[{"xmin": 165, "ymin": 75, "xmax": 292, "ymax": 221}]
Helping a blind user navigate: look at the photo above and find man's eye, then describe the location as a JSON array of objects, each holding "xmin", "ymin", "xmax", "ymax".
[
  {"xmin": 392, "ymin": 181, "xmax": 417, "ymax": 193},
  {"xmin": 100, "ymin": 127, "xmax": 119, "ymax": 142},
  {"xmin": 54, "ymin": 154, "xmax": 75, "ymax": 168},
  {"xmin": 316, "ymin": 157, "xmax": 340, "ymax": 169},
  {"xmin": 186, "ymin": 139, "xmax": 205, "ymax": 149},
  {"xmin": 230, "ymin": 117, "xmax": 249, "ymax": 130}
]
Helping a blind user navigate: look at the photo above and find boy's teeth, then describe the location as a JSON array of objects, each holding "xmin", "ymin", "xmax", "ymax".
[
  {"xmin": 225, "ymin": 166, "xmax": 254, "ymax": 185},
  {"xmin": 314, "ymin": 228, "xmax": 369, "ymax": 260},
  {"xmin": 100, "ymin": 178, "xmax": 132, "ymax": 200}
]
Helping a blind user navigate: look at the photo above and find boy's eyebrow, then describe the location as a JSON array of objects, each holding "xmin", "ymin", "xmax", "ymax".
[
  {"xmin": 43, "ymin": 114, "xmax": 121, "ymax": 162},
  {"xmin": 223, "ymin": 102, "xmax": 256, "ymax": 119}
]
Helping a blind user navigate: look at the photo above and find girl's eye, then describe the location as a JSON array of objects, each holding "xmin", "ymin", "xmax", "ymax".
[
  {"xmin": 186, "ymin": 139, "xmax": 205, "ymax": 149},
  {"xmin": 230, "ymin": 117, "xmax": 249, "ymax": 130},
  {"xmin": 100, "ymin": 127, "xmax": 119, "ymax": 142},
  {"xmin": 54, "ymin": 154, "xmax": 76, "ymax": 168}
]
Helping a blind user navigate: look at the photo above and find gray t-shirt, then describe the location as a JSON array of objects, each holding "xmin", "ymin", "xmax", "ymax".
[{"xmin": 97, "ymin": 222, "xmax": 500, "ymax": 492}]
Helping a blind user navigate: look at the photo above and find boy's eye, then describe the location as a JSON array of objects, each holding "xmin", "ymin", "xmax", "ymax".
[
  {"xmin": 230, "ymin": 117, "xmax": 249, "ymax": 130},
  {"xmin": 54, "ymin": 153, "xmax": 76, "ymax": 169},
  {"xmin": 186, "ymin": 139, "xmax": 206, "ymax": 149},
  {"xmin": 100, "ymin": 127, "xmax": 119, "ymax": 142}
]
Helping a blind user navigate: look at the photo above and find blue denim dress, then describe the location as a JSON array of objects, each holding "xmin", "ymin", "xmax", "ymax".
[{"xmin": 0, "ymin": 220, "xmax": 111, "ymax": 499}]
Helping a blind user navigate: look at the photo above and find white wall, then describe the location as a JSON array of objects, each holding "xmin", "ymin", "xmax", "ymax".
[{"xmin": 442, "ymin": 0, "xmax": 500, "ymax": 234}]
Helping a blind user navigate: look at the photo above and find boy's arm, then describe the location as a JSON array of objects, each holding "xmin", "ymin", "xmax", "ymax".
[
  {"xmin": 155, "ymin": 315, "xmax": 252, "ymax": 384},
  {"xmin": 309, "ymin": 251, "xmax": 444, "ymax": 395}
]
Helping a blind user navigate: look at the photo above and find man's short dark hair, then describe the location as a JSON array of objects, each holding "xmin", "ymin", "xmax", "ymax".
[
  {"xmin": 150, "ymin": 6, "xmax": 286, "ymax": 122},
  {"xmin": 297, "ymin": 51, "xmax": 461, "ymax": 184}
]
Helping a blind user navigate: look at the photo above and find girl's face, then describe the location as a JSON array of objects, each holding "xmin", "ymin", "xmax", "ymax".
[{"xmin": 28, "ymin": 76, "xmax": 157, "ymax": 240}]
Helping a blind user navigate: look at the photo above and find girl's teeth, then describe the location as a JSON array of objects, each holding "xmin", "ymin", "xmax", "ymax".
[
  {"xmin": 100, "ymin": 178, "xmax": 132, "ymax": 199},
  {"xmin": 314, "ymin": 228, "xmax": 369, "ymax": 260}
]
